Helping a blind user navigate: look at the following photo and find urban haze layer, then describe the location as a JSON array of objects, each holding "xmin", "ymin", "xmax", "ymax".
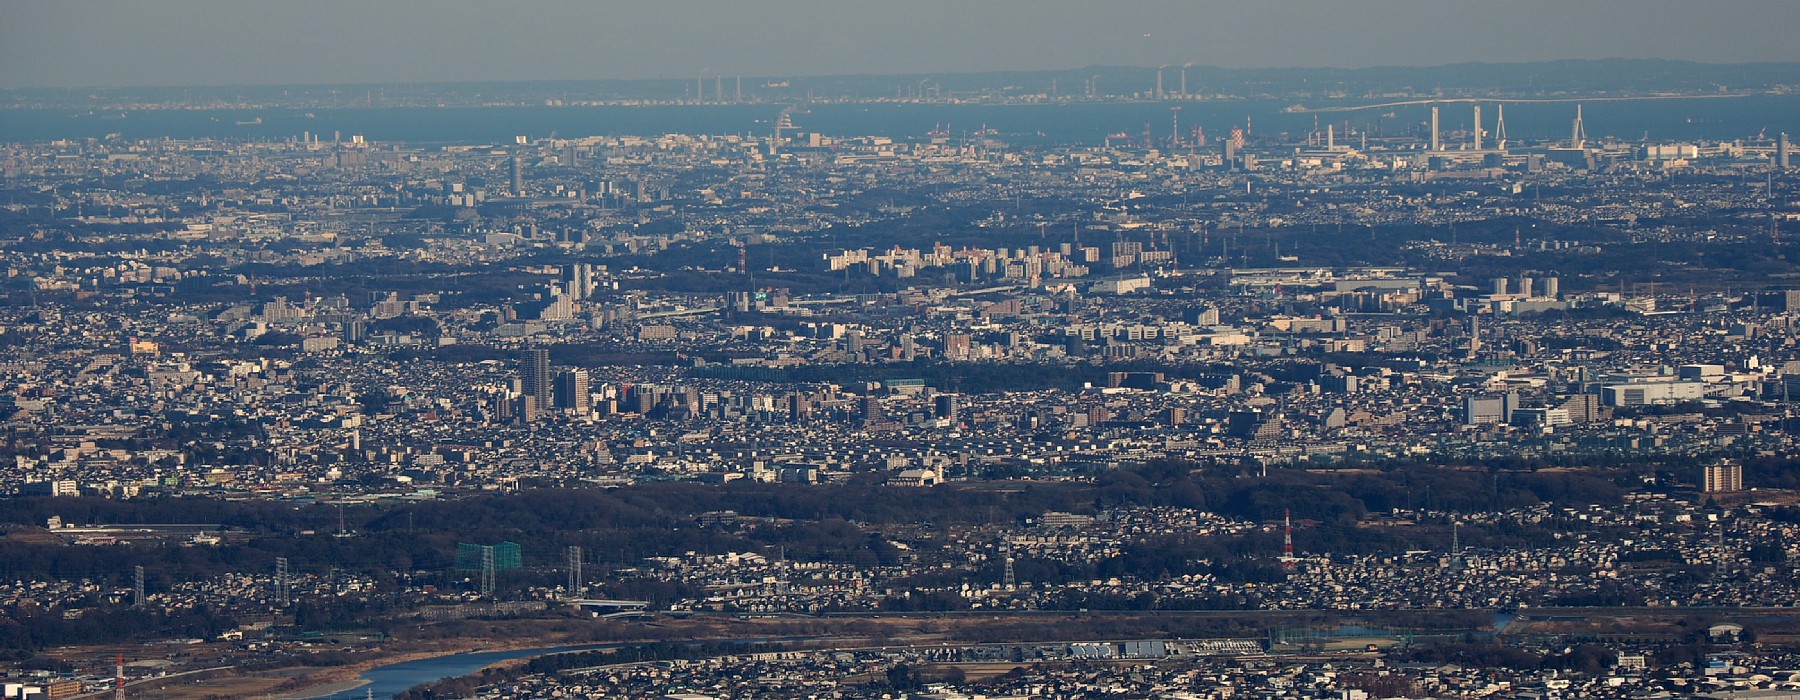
[{"xmin": 3, "ymin": 61, "xmax": 1800, "ymax": 700}]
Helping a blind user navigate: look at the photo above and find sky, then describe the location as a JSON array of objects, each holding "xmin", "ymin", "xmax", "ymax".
[{"xmin": 4, "ymin": 0, "xmax": 1799, "ymax": 89}]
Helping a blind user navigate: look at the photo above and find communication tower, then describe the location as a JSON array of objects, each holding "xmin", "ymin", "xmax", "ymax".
[{"xmin": 1280, "ymin": 509, "xmax": 1298, "ymax": 569}]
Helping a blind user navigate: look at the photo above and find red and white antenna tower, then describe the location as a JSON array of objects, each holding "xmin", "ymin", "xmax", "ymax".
[
  {"xmin": 1281, "ymin": 509, "xmax": 1297, "ymax": 570},
  {"xmin": 115, "ymin": 654, "xmax": 125, "ymax": 700}
]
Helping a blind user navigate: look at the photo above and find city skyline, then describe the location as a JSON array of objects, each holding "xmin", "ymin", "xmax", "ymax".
[
  {"xmin": 8, "ymin": 4, "xmax": 1800, "ymax": 697},
  {"xmin": 5, "ymin": 0, "xmax": 1800, "ymax": 89}
]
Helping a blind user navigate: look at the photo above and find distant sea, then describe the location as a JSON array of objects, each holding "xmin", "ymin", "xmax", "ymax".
[{"xmin": 2, "ymin": 95, "xmax": 1797, "ymax": 145}]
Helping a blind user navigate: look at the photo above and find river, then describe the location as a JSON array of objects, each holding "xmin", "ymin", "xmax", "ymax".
[
  {"xmin": 304, "ymin": 643, "xmax": 612, "ymax": 700},
  {"xmin": 301, "ymin": 635, "xmax": 801, "ymax": 699}
]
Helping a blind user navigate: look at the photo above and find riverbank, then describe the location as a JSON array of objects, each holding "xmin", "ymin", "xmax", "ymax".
[
  {"xmin": 262, "ymin": 618, "xmax": 928, "ymax": 699},
  {"xmin": 126, "ymin": 636, "xmax": 564, "ymax": 700},
  {"xmin": 276, "ymin": 678, "xmax": 369, "ymax": 699},
  {"xmin": 265, "ymin": 637, "xmax": 589, "ymax": 700}
]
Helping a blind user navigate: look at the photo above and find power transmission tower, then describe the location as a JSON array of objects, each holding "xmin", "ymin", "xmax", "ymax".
[
  {"xmin": 567, "ymin": 545, "xmax": 583, "ymax": 597},
  {"xmin": 276, "ymin": 557, "xmax": 291, "ymax": 607},
  {"xmin": 481, "ymin": 545, "xmax": 496, "ymax": 597},
  {"xmin": 133, "ymin": 566, "xmax": 145, "ymax": 607},
  {"xmin": 1716, "ymin": 526, "xmax": 1728, "ymax": 579},
  {"xmin": 1002, "ymin": 543, "xmax": 1016, "ymax": 589}
]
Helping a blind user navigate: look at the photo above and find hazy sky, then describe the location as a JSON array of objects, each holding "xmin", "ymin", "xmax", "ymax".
[{"xmin": 5, "ymin": 0, "xmax": 1799, "ymax": 88}]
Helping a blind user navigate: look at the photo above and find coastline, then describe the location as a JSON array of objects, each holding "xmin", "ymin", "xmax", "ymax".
[{"xmin": 1299, "ymin": 92, "xmax": 1756, "ymax": 113}]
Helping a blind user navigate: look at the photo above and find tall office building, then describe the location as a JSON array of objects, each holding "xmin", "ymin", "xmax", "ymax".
[
  {"xmin": 342, "ymin": 318, "xmax": 366, "ymax": 344},
  {"xmin": 521, "ymin": 348, "xmax": 552, "ymax": 410},
  {"xmin": 1559, "ymin": 394, "xmax": 1602, "ymax": 423},
  {"xmin": 935, "ymin": 394, "xmax": 959, "ymax": 422},
  {"xmin": 562, "ymin": 263, "xmax": 594, "ymax": 300},
  {"xmin": 511, "ymin": 154, "xmax": 524, "ymax": 196},
  {"xmin": 1471, "ymin": 105, "xmax": 1482, "ymax": 151},
  {"xmin": 1430, "ymin": 106, "xmax": 1440, "ymax": 151},
  {"xmin": 556, "ymin": 368, "xmax": 591, "ymax": 414},
  {"xmin": 1779, "ymin": 133, "xmax": 1791, "ymax": 169},
  {"xmin": 787, "ymin": 392, "xmax": 812, "ymax": 422}
]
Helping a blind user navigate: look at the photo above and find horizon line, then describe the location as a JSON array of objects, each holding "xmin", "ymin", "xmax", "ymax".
[{"xmin": 5, "ymin": 57, "xmax": 1796, "ymax": 94}]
